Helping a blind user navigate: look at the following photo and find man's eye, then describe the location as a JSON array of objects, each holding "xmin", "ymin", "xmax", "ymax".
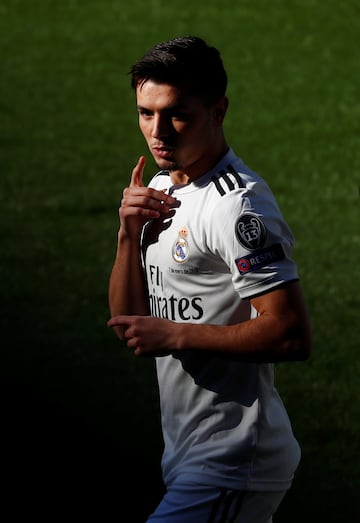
[{"xmin": 172, "ymin": 113, "xmax": 189, "ymax": 121}]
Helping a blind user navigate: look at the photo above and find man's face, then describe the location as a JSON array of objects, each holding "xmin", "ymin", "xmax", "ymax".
[{"xmin": 136, "ymin": 80, "xmax": 226, "ymax": 180}]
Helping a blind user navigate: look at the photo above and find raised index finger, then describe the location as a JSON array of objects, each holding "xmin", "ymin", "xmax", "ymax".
[{"xmin": 130, "ymin": 156, "xmax": 146, "ymax": 188}]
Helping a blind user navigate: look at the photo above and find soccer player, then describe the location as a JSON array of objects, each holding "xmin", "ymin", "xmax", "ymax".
[{"xmin": 107, "ymin": 36, "xmax": 312, "ymax": 523}]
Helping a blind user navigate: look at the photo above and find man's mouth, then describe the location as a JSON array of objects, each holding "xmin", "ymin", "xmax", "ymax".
[{"xmin": 152, "ymin": 146, "xmax": 175, "ymax": 158}]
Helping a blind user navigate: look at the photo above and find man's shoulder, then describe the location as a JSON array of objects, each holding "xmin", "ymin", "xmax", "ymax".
[{"xmin": 206, "ymin": 150, "xmax": 263, "ymax": 198}]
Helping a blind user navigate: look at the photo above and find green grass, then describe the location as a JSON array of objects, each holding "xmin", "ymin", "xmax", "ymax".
[{"xmin": 1, "ymin": 1, "xmax": 359, "ymax": 520}]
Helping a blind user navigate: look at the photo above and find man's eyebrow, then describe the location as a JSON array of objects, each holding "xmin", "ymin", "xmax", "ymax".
[{"xmin": 136, "ymin": 102, "xmax": 188, "ymax": 111}]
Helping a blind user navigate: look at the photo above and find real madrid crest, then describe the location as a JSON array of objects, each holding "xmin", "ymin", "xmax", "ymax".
[{"xmin": 172, "ymin": 226, "xmax": 190, "ymax": 263}]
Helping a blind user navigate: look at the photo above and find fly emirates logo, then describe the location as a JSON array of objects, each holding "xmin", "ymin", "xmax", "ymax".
[{"xmin": 148, "ymin": 264, "xmax": 204, "ymax": 321}]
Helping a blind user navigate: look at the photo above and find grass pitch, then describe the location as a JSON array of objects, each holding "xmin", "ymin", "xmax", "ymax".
[{"xmin": 1, "ymin": 1, "xmax": 359, "ymax": 520}]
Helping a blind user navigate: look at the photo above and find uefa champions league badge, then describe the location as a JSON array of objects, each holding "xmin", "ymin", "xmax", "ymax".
[
  {"xmin": 172, "ymin": 226, "xmax": 190, "ymax": 263},
  {"xmin": 235, "ymin": 213, "xmax": 267, "ymax": 250}
]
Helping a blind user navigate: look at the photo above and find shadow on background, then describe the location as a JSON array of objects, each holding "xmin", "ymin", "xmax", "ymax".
[{"xmin": 4, "ymin": 368, "xmax": 165, "ymax": 522}]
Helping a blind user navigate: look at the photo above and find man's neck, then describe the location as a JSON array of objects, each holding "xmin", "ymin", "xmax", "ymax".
[{"xmin": 169, "ymin": 143, "xmax": 229, "ymax": 185}]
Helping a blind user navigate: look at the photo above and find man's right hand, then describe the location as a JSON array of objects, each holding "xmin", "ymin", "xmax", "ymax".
[{"xmin": 119, "ymin": 156, "xmax": 176, "ymax": 238}]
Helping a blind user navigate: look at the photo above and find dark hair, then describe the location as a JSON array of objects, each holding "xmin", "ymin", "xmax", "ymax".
[{"xmin": 130, "ymin": 36, "xmax": 227, "ymax": 105}]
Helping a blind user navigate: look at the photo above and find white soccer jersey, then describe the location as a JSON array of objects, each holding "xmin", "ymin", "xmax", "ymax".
[{"xmin": 141, "ymin": 148, "xmax": 301, "ymax": 491}]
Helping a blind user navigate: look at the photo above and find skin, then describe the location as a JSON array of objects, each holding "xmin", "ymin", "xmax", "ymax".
[
  {"xmin": 108, "ymin": 80, "xmax": 312, "ymax": 361},
  {"xmin": 135, "ymin": 81, "xmax": 229, "ymax": 183}
]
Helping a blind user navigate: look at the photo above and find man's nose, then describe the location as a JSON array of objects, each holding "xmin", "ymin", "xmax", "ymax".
[{"xmin": 151, "ymin": 115, "xmax": 171, "ymax": 139}]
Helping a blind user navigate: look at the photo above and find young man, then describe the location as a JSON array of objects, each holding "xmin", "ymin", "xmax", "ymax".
[{"xmin": 108, "ymin": 36, "xmax": 311, "ymax": 523}]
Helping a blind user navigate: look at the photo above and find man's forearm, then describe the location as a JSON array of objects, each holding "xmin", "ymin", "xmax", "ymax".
[{"xmin": 108, "ymin": 231, "xmax": 149, "ymax": 317}]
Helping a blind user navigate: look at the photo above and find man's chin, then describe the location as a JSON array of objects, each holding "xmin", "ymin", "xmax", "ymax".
[{"xmin": 155, "ymin": 158, "xmax": 179, "ymax": 172}]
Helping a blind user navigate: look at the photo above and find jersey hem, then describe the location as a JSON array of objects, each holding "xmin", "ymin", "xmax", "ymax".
[{"xmin": 167, "ymin": 470, "xmax": 294, "ymax": 492}]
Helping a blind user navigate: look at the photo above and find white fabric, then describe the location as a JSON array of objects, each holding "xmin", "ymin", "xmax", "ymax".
[{"xmin": 142, "ymin": 148, "xmax": 301, "ymax": 491}]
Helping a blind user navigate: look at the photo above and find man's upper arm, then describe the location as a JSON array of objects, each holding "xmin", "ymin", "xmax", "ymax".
[{"xmin": 250, "ymin": 280, "xmax": 312, "ymax": 360}]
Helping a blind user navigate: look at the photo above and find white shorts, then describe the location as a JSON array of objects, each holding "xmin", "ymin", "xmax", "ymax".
[{"xmin": 146, "ymin": 483, "xmax": 287, "ymax": 523}]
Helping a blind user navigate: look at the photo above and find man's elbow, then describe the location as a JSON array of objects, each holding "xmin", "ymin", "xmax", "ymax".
[{"xmin": 282, "ymin": 324, "xmax": 312, "ymax": 361}]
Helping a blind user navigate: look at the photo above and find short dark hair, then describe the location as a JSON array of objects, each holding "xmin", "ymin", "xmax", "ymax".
[{"xmin": 130, "ymin": 36, "xmax": 227, "ymax": 105}]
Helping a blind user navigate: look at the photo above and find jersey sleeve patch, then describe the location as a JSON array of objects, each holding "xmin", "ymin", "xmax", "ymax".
[
  {"xmin": 235, "ymin": 213, "xmax": 267, "ymax": 250},
  {"xmin": 235, "ymin": 244, "xmax": 285, "ymax": 274}
]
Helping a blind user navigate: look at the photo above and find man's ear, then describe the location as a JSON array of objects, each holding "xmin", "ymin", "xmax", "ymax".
[{"xmin": 214, "ymin": 96, "xmax": 229, "ymax": 125}]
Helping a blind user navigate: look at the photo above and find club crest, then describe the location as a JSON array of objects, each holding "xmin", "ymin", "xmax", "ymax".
[
  {"xmin": 235, "ymin": 213, "xmax": 267, "ymax": 250},
  {"xmin": 172, "ymin": 226, "xmax": 190, "ymax": 263}
]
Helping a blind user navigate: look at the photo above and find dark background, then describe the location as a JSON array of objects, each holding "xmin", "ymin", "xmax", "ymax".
[{"xmin": 2, "ymin": 1, "xmax": 359, "ymax": 520}]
